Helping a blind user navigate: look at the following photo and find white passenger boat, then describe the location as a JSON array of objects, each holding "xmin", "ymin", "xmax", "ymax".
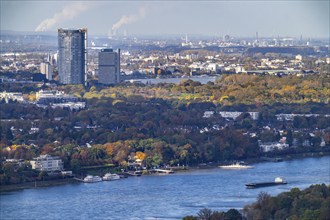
[
  {"xmin": 102, "ymin": 173, "xmax": 121, "ymax": 181},
  {"xmin": 219, "ymin": 162, "xmax": 253, "ymax": 169},
  {"xmin": 83, "ymin": 175, "xmax": 102, "ymax": 183}
]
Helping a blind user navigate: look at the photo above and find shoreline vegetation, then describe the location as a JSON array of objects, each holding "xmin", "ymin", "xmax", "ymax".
[
  {"xmin": 1, "ymin": 152, "xmax": 328, "ymax": 193},
  {"xmin": 0, "ymin": 178, "xmax": 78, "ymax": 193},
  {"xmin": 183, "ymin": 184, "xmax": 330, "ymax": 220}
]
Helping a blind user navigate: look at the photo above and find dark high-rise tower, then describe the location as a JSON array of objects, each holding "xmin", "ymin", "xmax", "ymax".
[
  {"xmin": 58, "ymin": 28, "xmax": 87, "ymax": 85},
  {"xmin": 98, "ymin": 49, "xmax": 120, "ymax": 85}
]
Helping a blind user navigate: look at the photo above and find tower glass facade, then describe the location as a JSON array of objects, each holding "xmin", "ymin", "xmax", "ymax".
[
  {"xmin": 98, "ymin": 49, "xmax": 120, "ymax": 85},
  {"xmin": 58, "ymin": 28, "xmax": 87, "ymax": 85}
]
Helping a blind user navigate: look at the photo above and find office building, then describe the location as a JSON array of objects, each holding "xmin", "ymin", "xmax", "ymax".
[
  {"xmin": 40, "ymin": 62, "xmax": 52, "ymax": 80},
  {"xmin": 58, "ymin": 28, "xmax": 87, "ymax": 85},
  {"xmin": 98, "ymin": 49, "xmax": 120, "ymax": 84}
]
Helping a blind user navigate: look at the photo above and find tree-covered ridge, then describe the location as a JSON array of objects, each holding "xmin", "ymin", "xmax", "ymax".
[
  {"xmin": 61, "ymin": 74, "xmax": 330, "ymax": 105},
  {"xmin": 183, "ymin": 184, "xmax": 330, "ymax": 220},
  {"xmin": 243, "ymin": 184, "xmax": 330, "ymax": 220},
  {"xmin": 1, "ymin": 74, "xmax": 329, "ymax": 184}
]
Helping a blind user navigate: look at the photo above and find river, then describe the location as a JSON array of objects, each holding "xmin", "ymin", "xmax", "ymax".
[{"xmin": 1, "ymin": 156, "xmax": 329, "ymax": 220}]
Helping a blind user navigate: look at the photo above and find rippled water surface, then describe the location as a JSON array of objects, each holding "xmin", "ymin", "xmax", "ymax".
[{"xmin": 1, "ymin": 156, "xmax": 329, "ymax": 219}]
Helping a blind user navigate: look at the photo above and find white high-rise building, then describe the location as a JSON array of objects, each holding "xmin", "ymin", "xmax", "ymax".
[
  {"xmin": 40, "ymin": 62, "xmax": 53, "ymax": 80},
  {"xmin": 98, "ymin": 49, "xmax": 120, "ymax": 84}
]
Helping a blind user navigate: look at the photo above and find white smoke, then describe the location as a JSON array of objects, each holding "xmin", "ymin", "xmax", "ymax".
[
  {"xmin": 111, "ymin": 6, "xmax": 147, "ymax": 35},
  {"xmin": 35, "ymin": 2, "xmax": 90, "ymax": 32}
]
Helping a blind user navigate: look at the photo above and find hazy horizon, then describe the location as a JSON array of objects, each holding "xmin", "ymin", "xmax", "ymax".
[{"xmin": 1, "ymin": 1, "xmax": 329, "ymax": 39}]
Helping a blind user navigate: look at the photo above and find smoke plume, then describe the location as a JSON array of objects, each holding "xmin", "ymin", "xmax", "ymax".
[
  {"xmin": 111, "ymin": 6, "xmax": 147, "ymax": 34},
  {"xmin": 35, "ymin": 2, "xmax": 90, "ymax": 32}
]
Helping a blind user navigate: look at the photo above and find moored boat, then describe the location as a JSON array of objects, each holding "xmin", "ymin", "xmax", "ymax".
[
  {"xmin": 102, "ymin": 173, "xmax": 120, "ymax": 181},
  {"xmin": 83, "ymin": 175, "xmax": 102, "ymax": 183},
  {"xmin": 246, "ymin": 177, "xmax": 287, "ymax": 188},
  {"xmin": 219, "ymin": 162, "xmax": 253, "ymax": 169},
  {"xmin": 127, "ymin": 171, "xmax": 142, "ymax": 176}
]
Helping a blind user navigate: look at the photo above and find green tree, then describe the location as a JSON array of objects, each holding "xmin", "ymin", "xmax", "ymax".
[
  {"xmin": 37, "ymin": 171, "xmax": 48, "ymax": 181},
  {"xmin": 224, "ymin": 209, "xmax": 242, "ymax": 220},
  {"xmin": 182, "ymin": 216, "xmax": 198, "ymax": 220},
  {"xmin": 70, "ymin": 159, "xmax": 82, "ymax": 174},
  {"xmin": 302, "ymin": 209, "xmax": 321, "ymax": 220}
]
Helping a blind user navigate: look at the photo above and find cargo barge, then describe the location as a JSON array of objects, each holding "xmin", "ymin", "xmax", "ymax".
[{"xmin": 246, "ymin": 177, "xmax": 287, "ymax": 189}]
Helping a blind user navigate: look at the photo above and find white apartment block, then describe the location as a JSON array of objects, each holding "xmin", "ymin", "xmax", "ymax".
[
  {"xmin": 219, "ymin": 111, "xmax": 242, "ymax": 120},
  {"xmin": 259, "ymin": 142, "xmax": 289, "ymax": 152},
  {"xmin": 219, "ymin": 111, "xmax": 259, "ymax": 120},
  {"xmin": 203, "ymin": 111, "xmax": 214, "ymax": 118},
  {"xmin": 30, "ymin": 154, "xmax": 63, "ymax": 172},
  {"xmin": 51, "ymin": 102, "xmax": 86, "ymax": 110},
  {"xmin": 0, "ymin": 92, "xmax": 24, "ymax": 103},
  {"xmin": 36, "ymin": 90, "xmax": 77, "ymax": 103},
  {"xmin": 36, "ymin": 90, "xmax": 66, "ymax": 100}
]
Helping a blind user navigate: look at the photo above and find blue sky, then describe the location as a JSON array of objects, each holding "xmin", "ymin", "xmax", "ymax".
[{"xmin": 1, "ymin": 1, "xmax": 329, "ymax": 38}]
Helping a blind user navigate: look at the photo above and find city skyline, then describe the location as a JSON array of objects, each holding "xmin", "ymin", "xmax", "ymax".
[{"xmin": 1, "ymin": 1, "xmax": 329, "ymax": 39}]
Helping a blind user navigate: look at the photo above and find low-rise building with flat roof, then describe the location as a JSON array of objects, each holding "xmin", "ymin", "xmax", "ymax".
[
  {"xmin": 0, "ymin": 91, "xmax": 24, "ymax": 103},
  {"xmin": 30, "ymin": 154, "xmax": 63, "ymax": 172}
]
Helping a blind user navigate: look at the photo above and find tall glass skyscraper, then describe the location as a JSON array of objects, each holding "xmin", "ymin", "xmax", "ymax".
[
  {"xmin": 58, "ymin": 28, "xmax": 87, "ymax": 85},
  {"xmin": 98, "ymin": 49, "xmax": 121, "ymax": 85}
]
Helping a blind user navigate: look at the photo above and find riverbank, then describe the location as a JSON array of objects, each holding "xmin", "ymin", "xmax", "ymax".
[
  {"xmin": 250, "ymin": 151, "xmax": 330, "ymax": 164},
  {"xmin": 1, "ymin": 152, "xmax": 328, "ymax": 193},
  {"xmin": 189, "ymin": 151, "xmax": 330, "ymax": 170},
  {"xmin": 0, "ymin": 178, "xmax": 78, "ymax": 193}
]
